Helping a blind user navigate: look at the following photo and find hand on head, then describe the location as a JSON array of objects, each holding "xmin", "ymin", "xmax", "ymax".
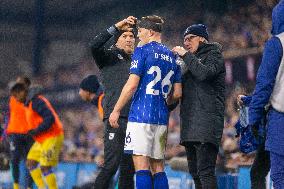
[{"xmin": 115, "ymin": 16, "xmax": 137, "ymax": 31}]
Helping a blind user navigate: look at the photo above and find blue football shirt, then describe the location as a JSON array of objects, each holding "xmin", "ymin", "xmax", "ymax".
[{"xmin": 128, "ymin": 41, "xmax": 181, "ymax": 125}]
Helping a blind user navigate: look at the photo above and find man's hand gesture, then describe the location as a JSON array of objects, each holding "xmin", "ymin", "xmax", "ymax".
[
  {"xmin": 172, "ymin": 46, "xmax": 187, "ymax": 57},
  {"xmin": 115, "ymin": 16, "xmax": 137, "ymax": 32}
]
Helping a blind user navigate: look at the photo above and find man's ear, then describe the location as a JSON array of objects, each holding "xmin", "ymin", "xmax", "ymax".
[
  {"xmin": 199, "ymin": 37, "xmax": 206, "ymax": 43},
  {"xmin": 149, "ymin": 29, "xmax": 155, "ymax": 37}
]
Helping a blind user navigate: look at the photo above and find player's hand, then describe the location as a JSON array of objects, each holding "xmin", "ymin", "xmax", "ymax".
[
  {"xmin": 172, "ymin": 46, "xmax": 187, "ymax": 57},
  {"xmin": 115, "ymin": 16, "xmax": 137, "ymax": 31},
  {"xmin": 237, "ymin": 95, "xmax": 246, "ymax": 107},
  {"xmin": 109, "ymin": 111, "xmax": 120, "ymax": 128}
]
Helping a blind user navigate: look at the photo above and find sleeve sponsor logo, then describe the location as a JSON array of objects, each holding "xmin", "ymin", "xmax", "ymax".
[{"xmin": 131, "ymin": 60, "xmax": 138, "ymax": 69}]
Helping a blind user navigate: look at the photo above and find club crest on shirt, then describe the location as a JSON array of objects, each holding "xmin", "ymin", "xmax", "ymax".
[
  {"xmin": 117, "ymin": 54, "xmax": 123, "ymax": 60},
  {"xmin": 109, "ymin": 133, "xmax": 115, "ymax": 140}
]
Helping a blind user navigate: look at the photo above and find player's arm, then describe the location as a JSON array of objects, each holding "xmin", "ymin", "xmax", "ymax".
[
  {"xmin": 173, "ymin": 65, "xmax": 182, "ymax": 101},
  {"xmin": 171, "ymin": 83, "xmax": 182, "ymax": 101},
  {"xmin": 249, "ymin": 37, "xmax": 283, "ymax": 125},
  {"xmin": 109, "ymin": 74, "xmax": 140, "ymax": 128},
  {"xmin": 28, "ymin": 97, "xmax": 55, "ymax": 136},
  {"xmin": 114, "ymin": 74, "xmax": 140, "ymax": 112},
  {"xmin": 167, "ymin": 82, "xmax": 182, "ymax": 112},
  {"xmin": 109, "ymin": 47, "xmax": 144, "ymax": 128},
  {"xmin": 167, "ymin": 65, "xmax": 182, "ymax": 106}
]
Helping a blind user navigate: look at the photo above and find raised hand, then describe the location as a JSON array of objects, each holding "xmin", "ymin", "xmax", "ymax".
[
  {"xmin": 115, "ymin": 16, "xmax": 137, "ymax": 31},
  {"xmin": 172, "ymin": 46, "xmax": 187, "ymax": 56}
]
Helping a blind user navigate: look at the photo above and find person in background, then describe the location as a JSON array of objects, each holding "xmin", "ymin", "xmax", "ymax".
[
  {"xmin": 5, "ymin": 77, "xmax": 34, "ymax": 189},
  {"xmin": 248, "ymin": 1, "xmax": 284, "ymax": 188},
  {"xmin": 79, "ymin": 75, "xmax": 104, "ymax": 120},
  {"xmin": 23, "ymin": 85, "xmax": 64, "ymax": 189},
  {"xmin": 237, "ymin": 95, "xmax": 270, "ymax": 189}
]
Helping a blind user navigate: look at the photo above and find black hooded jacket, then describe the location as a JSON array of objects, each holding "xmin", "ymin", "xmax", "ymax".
[
  {"xmin": 90, "ymin": 27, "xmax": 132, "ymax": 119},
  {"xmin": 180, "ymin": 42, "xmax": 225, "ymax": 146}
]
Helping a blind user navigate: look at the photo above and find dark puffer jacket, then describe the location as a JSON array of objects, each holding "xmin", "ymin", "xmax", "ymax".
[{"xmin": 180, "ymin": 42, "xmax": 225, "ymax": 146}]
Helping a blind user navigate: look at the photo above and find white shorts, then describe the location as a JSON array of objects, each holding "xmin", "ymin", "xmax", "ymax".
[{"xmin": 124, "ymin": 122, "xmax": 168, "ymax": 159}]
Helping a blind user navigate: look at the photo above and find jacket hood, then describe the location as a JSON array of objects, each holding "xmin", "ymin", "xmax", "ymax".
[{"xmin": 271, "ymin": 0, "xmax": 284, "ymax": 35}]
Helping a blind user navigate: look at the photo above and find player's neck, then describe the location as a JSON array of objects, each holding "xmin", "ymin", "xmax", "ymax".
[{"xmin": 149, "ymin": 37, "xmax": 161, "ymax": 43}]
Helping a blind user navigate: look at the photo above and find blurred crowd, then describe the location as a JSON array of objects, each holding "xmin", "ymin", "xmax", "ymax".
[
  {"xmin": 209, "ymin": 0, "xmax": 273, "ymax": 50},
  {"xmin": 163, "ymin": 0, "xmax": 275, "ymax": 50}
]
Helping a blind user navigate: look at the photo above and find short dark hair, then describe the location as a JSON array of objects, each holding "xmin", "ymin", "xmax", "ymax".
[
  {"xmin": 79, "ymin": 75, "xmax": 101, "ymax": 94},
  {"xmin": 10, "ymin": 83, "xmax": 27, "ymax": 95},
  {"xmin": 137, "ymin": 15, "xmax": 164, "ymax": 32},
  {"xmin": 16, "ymin": 76, "xmax": 31, "ymax": 87}
]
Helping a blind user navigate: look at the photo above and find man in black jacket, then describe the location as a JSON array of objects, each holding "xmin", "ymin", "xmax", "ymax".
[
  {"xmin": 173, "ymin": 24, "xmax": 225, "ymax": 189},
  {"xmin": 90, "ymin": 16, "xmax": 136, "ymax": 189},
  {"xmin": 79, "ymin": 75, "xmax": 104, "ymax": 120}
]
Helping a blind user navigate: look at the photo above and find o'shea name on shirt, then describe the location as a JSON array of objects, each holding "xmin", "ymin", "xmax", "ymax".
[{"xmin": 154, "ymin": 53, "xmax": 173, "ymax": 63}]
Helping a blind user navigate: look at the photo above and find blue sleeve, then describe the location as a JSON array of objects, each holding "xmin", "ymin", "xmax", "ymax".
[
  {"xmin": 174, "ymin": 64, "xmax": 182, "ymax": 83},
  {"xmin": 241, "ymin": 96, "xmax": 252, "ymax": 106},
  {"xmin": 32, "ymin": 97, "xmax": 55, "ymax": 134},
  {"xmin": 130, "ymin": 47, "xmax": 145, "ymax": 76},
  {"xmin": 249, "ymin": 37, "xmax": 283, "ymax": 125}
]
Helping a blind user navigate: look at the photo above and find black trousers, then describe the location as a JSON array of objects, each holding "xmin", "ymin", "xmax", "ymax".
[
  {"xmin": 184, "ymin": 142, "xmax": 218, "ymax": 189},
  {"xmin": 93, "ymin": 118, "xmax": 135, "ymax": 189},
  {"xmin": 250, "ymin": 143, "xmax": 270, "ymax": 189},
  {"xmin": 8, "ymin": 134, "xmax": 34, "ymax": 187}
]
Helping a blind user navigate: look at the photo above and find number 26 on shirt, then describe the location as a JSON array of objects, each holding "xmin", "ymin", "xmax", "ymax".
[{"xmin": 146, "ymin": 66, "xmax": 174, "ymax": 99}]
